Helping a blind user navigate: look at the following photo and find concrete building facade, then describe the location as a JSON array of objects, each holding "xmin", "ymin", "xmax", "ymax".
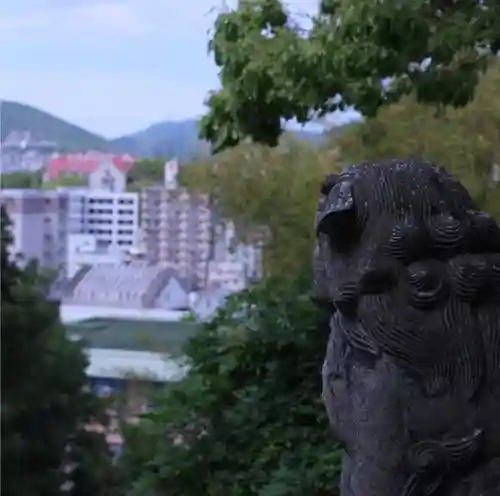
[
  {"xmin": 65, "ymin": 189, "xmax": 139, "ymax": 249},
  {"xmin": 66, "ymin": 234, "xmax": 125, "ymax": 279},
  {"xmin": 206, "ymin": 259, "xmax": 247, "ymax": 293},
  {"xmin": 0, "ymin": 189, "xmax": 68, "ymax": 271},
  {"xmin": 87, "ymin": 157, "xmax": 127, "ymax": 193},
  {"xmin": 141, "ymin": 186, "xmax": 213, "ymax": 290},
  {"xmin": 62, "ymin": 155, "xmax": 139, "ymax": 249}
]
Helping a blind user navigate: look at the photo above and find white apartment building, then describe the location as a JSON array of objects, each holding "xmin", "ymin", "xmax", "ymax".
[
  {"xmin": 61, "ymin": 156, "xmax": 139, "ymax": 249},
  {"xmin": 65, "ymin": 189, "xmax": 139, "ymax": 249}
]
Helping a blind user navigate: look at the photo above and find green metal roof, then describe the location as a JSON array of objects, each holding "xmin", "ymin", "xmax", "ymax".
[{"xmin": 65, "ymin": 317, "xmax": 198, "ymax": 354}]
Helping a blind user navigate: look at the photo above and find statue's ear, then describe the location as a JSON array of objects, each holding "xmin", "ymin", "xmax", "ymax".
[{"xmin": 316, "ymin": 180, "xmax": 355, "ymax": 236}]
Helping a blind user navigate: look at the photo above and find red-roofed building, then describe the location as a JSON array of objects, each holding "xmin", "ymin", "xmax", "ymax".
[{"xmin": 44, "ymin": 151, "xmax": 135, "ymax": 181}]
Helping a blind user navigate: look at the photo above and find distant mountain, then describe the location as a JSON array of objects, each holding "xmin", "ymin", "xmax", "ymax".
[
  {"xmin": 111, "ymin": 119, "xmax": 335, "ymax": 160},
  {"xmin": 111, "ymin": 119, "xmax": 210, "ymax": 161},
  {"xmin": 1, "ymin": 100, "xmax": 342, "ymax": 161},
  {"xmin": 0, "ymin": 100, "xmax": 111, "ymax": 152}
]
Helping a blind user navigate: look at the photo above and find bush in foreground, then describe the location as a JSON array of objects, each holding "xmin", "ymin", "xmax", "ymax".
[{"xmin": 123, "ymin": 273, "xmax": 341, "ymax": 496}]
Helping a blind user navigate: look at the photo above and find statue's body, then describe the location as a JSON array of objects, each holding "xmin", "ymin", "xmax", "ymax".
[{"xmin": 313, "ymin": 160, "xmax": 500, "ymax": 495}]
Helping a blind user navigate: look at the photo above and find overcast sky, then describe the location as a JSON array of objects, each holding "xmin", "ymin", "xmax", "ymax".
[{"xmin": 0, "ymin": 0, "xmax": 358, "ymax": 138}]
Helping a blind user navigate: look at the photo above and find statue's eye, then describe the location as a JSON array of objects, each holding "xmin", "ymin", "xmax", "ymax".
[{"xmin": 316, "ymin": 180, "xmax": 359, "ymax": 253}]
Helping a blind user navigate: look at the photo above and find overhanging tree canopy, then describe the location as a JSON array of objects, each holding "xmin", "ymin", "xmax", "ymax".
[
  {"xmin": 334, "ymin": 62, "xmax": 500, "ymax": 217},
  {"xmin": 200, "ymin": 0, "xmax": 500, "ymax": 152}
]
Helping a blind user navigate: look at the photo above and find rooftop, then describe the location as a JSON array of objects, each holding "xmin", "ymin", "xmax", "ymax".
[
  {"xmin": 66, "ymin": 264, "xmax": 185, "ymax": 308},
  {"xmin": 0, "ymin": 188, "xmax": 63, "ymax": 198},
  {"xmin": 46, "ymin": 152, "xmax": 135, "ymax": 180},
  {"xmin": 60, "ymin": 303, "xmax": 187, "ymax": 323},
  {"xmin": 66, "ymin": 317, "xmax": 198, "ymax": 354}
]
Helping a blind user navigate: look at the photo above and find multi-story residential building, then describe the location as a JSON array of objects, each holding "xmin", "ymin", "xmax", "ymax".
[
  {"xmin": 141, "ymin": 186, "xmax": 213, "ymax": 290},
  {"xmin": 65, "ymin": 189, "xmax": 139, "ymax": 249},
  {"xmin": 62, "ymin": 157, "xmax": 139, "ymax": 249},
  {"xmin": 0, "ymin": 189, "xmax": 68, "ymax": 271}
]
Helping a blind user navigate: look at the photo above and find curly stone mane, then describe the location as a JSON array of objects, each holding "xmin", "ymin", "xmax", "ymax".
[
  {"xmin": 315, "ymin": 160, "xmax": 500, "ymax": 495},
  {"xmin": 316, "ymin": 160, "xmax": 500, "ymax": 398}
]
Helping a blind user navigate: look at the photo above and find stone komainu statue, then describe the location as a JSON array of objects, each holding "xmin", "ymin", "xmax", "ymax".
[{"xmin": 313, "ymin": 160, "xmax": 500, "ymax": 496}]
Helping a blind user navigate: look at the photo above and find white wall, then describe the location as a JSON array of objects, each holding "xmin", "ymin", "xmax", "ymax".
[
  {"xmin": 163, "ymin": 158, "xmax": 179, "ymax": 190},
  {"xmin": 155, "ymin": 278, "xmax": 190, "ymax": 310},
  {"xmin": 85, "ymin": 348, "xmax": 189, "ymax": 382},
  {"xmin": 88, "ymin": 158, "xmax": 126, "ymax": 193},
  {"xmin": 191, "ymin": 288, "xmax": 229, "ymax": 321},
  {"xmin": 207, "ymin": 260, "xmax": 246, "ymax": 292},
  {"xmin": 66, "ymin": 234, "xmax": 125, "ymax": 279},
  {"xmin": 66, "ymin": 189, "xmax": 139, "ymax": 249}
]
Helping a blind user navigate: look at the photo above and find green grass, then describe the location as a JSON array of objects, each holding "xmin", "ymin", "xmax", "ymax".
[{"xmin": 66, "ymin": 318, "xmax": 198, "ymax": 355}]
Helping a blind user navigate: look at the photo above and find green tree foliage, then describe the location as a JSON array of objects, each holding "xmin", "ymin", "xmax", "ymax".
[
  {"xmin": 0, "ymin": 171, "xmax": 87, "ymax": 190},
  {"xmin": 122, "ymin": 275, "xmax": 340, "ymax": 496},
  {"xmin": 335, "ymin": 62, "xmax": 500, "ymax": 218},
  {"xmin": 179, "ymin": 138, "xmax": 340, "ymax": 278},
  {"xmin": 199, "ymin": 0, "xmax": 500, "ymax": 151},
  {"xmin": 1, "ymin": 171, "xmax": 42, "ymax": 189},
  {"xmin": 1, "ymin": 207, "xmax": 121, "ymax": 496},
  {"xmin": 126, "ymin": 158, "xmax": 165, "ymax": 191},
  {"xmin": 42, "ymin": 173, "xmax": 87, "ymax": 189}
]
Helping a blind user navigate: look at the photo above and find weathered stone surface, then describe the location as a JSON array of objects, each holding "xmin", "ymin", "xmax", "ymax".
[{"xmin": 313, "ymin": 160, "xmax": 500, "ymax": 496}]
